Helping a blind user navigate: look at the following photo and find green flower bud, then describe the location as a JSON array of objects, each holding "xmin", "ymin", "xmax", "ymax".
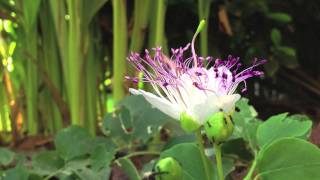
[
  {"xmin": 155, "ymin": 157, "xmax": 183, "ymax": 180},
  {"xmin": 180, "ymin": 112, "xmax": 201, "ymax": 133},
  {"xmin": 204, "ymin": 112, "xmax": 234, "ymax": 143}
]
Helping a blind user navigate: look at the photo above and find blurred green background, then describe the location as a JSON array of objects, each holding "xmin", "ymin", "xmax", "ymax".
[{"xmin": 0, "ymin": 0, "xmax": 320, "ymax": 143}]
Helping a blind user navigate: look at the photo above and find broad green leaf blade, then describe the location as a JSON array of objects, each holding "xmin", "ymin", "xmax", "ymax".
[
  {"xmin": 132, "ymin": 108, "xmax": 168, "ymax": 143},
  {"xmin": 0, "ymin": 148, "xmax": 15, "ymax": 166},
  {"xmin": 82, "ymin": 0, "xmax": 109, "ymax": 26},
  {"xmin": 74, "ymin": 168, "xmax": 101, "ymax": 180},
  {"xmin": 119, "ymin": 95, "xmax": 150, "ymax": 115},
  {"xmin": 161, "ymin": 143, "xmax": 214, "ymax": 180},
  {"xmin": 256, "ymin": 138, "xmax": 320, "ymax": 180},
  {"xmin": 54, "ymin": 126, "xmax": 92, "ymax": 160},
  {"xmin": 22, "ymin": 0, "xmax": 41, "ymax": 32},
  {"xmin": 2, "ymin": 166, "xmax": 29, "ymax": 180},
  {"xmin": 117, "ymin": 158, "xmax": 141, "ymax": 180},
  {"xmin": 90, "ymin": 145, "xmax": 114, "ymax": 172},
  {"xmin": 32, "ymin": 151, "xmax": 64, "ymax": 176},
  {"xmin": 256, "ymin": 113, "xmax": 312, "ymax": 148},
  {"xmin": 233, "ymin": 98, "xmax": 261, "ymax": 150}
]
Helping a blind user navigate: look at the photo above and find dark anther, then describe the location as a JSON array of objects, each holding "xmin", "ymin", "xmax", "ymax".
[
  {"xmin": 235, "ymin": 107, "xmax": 240, "ymax": 112},
  {"xmin": 219, "ymin": 108, "xmax": 223, "ymax": 112},
  {"xmin": 222, "ymin": 73, "xmax": 228, "ymax": 79},
  {"xmin": 232, "ymin": 77, "xmax": 235, "ymax": 82},
  {"xmin": 162, "ymin": 82, "xmax": 168, "ymax": 87}
]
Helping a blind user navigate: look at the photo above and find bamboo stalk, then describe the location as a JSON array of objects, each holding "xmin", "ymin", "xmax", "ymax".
[
  {"xmin": 112, "ymin": 0, "xmax": 127, "ymax": 103},
  {"xmin": 198, "ymin": 0, "xmax": 211, "ymax": 57},
  {"xmin": 67, "ymin": 0, "xmax": 83, "ymax": 125},
  {"xmin": 0, "ymin": 85, "xmax": 9, "ymax": 132},
  {"xmin": 40, "ymin": 1, "xmax": 63, "ymax": 132},
  {"xmin": 129, "ymin": 0, "xmax": 150, "ymax": 52},
  {"xmin": 25, "ymin": 29, "xmax": 38, "ymax": 135},
  {"xmin": 148, "ymin": 0, "xmax": 167, "ymax": 50}
]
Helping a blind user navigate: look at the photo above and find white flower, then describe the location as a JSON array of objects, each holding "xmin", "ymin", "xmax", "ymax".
[{"xmin": 126, "ymin": 35, "xmax": 265, "ymax": 125}]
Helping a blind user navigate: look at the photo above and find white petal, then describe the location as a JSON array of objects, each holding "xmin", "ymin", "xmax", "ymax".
[
  {"xmin": 192, "ymin": 94, "xmax": 220, "ymax": 124},
  {"xmin": 129, "ymin": 88, "xmax": 181, "ymax": 120},
  {"xmin": 192, "ymin": 94, "xmax": 241, "ymax": 124},
  {"xmin": 218, "ymin": 94, "xmax": 241, "ymax": 113}
]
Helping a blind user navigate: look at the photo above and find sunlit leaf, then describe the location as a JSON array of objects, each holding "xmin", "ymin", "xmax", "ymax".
[
  {"xmin": 256, "ymin": 113, "xmax": 312, "ymax": 148},
  {"xmin": 256, "ymin": 138, "xmax": 320, "ymax": 180}
]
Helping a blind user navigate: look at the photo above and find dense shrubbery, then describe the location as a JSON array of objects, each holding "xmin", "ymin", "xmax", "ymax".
[{"xmin": 0, "ymin": 96, "xmax": 318, "ymax": 180}]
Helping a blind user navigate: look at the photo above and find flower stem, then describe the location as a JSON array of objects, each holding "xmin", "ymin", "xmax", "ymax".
[
  {"xmin": 243, "ymin": 158, "xmax": 257, "ymax": 180},
  {"xmin": 214, "ymin": 142, "xmax": 224, "ymax": 180},
  {"xmin": 195, "ymin": 129, "xmax": 211, "ymax": 180}
]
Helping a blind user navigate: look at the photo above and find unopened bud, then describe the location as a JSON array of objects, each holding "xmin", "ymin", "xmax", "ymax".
[
  {"xmin": 155, "ymin": 157, "xmax": 183, "ymax": 180},
  {"xmin": 204, "ymin": 112, "xmax": 233, "ymax": 143}
]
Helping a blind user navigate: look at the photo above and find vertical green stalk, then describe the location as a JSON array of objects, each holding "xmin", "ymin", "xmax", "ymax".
[
  {"xmin": 26, "ymin": 29, "xmax": 38, "ymax": 135},
  {"xmin": 129, "ymin": 0, "xmax": 150, "ymax": 52},
  {"xmin": 84, "ymin": 42, "xmax": 97, "ymax": 135},
  {"xmin": 67, "ymin": 0, "xmax": 83, "ymax": 125},
  {"xmin": 243, "ymin": 156, "xmax": 258, "ymax": 180},
  {"xmin": 155, "ymin": 0, "xmax": 165, "ymax": 47},
  {"xmin": 0, "ymin": 85, "xmax": 8, "ymax": 132},
  {"xmin": 112, "ymin": 0, "xmax": 127, "ymax": 103},
  {"xmin": 148, "ymin": 0, "xmax": 167, "ymax": 52},
  {"xmin": 214, "ymin": 143, "xmax": 224, "ymax": 180},
  {"xmin": 195, "ymin": 129, "xmax": 211, "ymax": 180},
  {"xmin": 198, "ymin": 0, "xmax": 211, "ymax": 57},
  {"xmin": 40, "ymin": 1, "xmax": 63, "ymax": 132}
]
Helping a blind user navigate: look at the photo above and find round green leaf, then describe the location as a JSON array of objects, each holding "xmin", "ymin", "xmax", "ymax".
[
  {"xmin": 0, "ymin": 148, "xmax": 15, "ymax": 166},
  {"xmin": 161, "ymin": 143, "xmax": 214, "ymax": 180},
  {"xmin": 32, "ymin": 151, "xmax": 64, "ymax": 176},
  {"xmin": 160, "ymin": 143, "xmax": 234, "ymax": 180},
  {"xmin": 256, "ymin": 113, "xmax": 312, "ymax": 148},
  {"xmin": 54, "ymin": 126, "xmax": 92, "ymax": 160},
  {"xmin": 256, "ymin": 138, "xmax": 320, "ymax": 180}
]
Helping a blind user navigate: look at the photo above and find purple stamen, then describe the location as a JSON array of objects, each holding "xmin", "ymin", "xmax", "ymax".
[{"xmin": 126, "ymin": 42, "xmax": 265, "ymax": 100}]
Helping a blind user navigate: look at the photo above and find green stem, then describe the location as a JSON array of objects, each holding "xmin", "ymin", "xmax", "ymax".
[
  {"xmin": 44, "ymin": 169, "xmax": 63, "ymax": 180},
  {"xmin": 112, "ymin": 0, "xmax": 127, "ymax": 103},
  {"xmin": 121, "ymin": 151, "xmax": 160, "ymax": 160},
  {"xmin": 198, "ymin": 0, "xmax": 211, "ymax": 57},
  {"xmin": 243, "ymin": 158, "xmax": 257, "ymax": 180},
  {"xmin": 195, "ymin": 129, "xmax": 211, "ymax": 180},
  {"xmin": 214, "ymin": 143, "xmax": 224, "ymax": 180}
]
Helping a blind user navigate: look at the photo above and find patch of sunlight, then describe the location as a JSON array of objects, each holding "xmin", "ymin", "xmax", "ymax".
[
  {"xmin": 0, "ymin": 19, "xmax": 3, "ymax": 31},
  {"xmin": 10, "ymin": 12, "xmax": 16, "ymax": 18},
  {"xmin": 104, "ymin": 78, "xmax": 112, "ymax": 86},
  {"xmin": 7, "ymin": 63, "xmax": 14, "ymax": 72},
  {"xmin": 8, "ymin": 42, "xmax": 16, "ymax": 56},
  {"xmin": 7, "ymin": 57, "xmax": 14, "ymax": 72},
  {"xmin": 107, "ymin": 95, "xmax": 114, "ymax": 113},
  {"xmin": 65, "ymin": 14, "xmax": 70, "ymax": 21},
  {"xmin": 2, "ymin": 58, "xmax": 8, "ymax": 66},
  {"xmin": 9, "ymin": 0, "xmax": 15, "ymax": 5},
  {"xmin": 3, "ymin": 20, "xmax": 13, "ymax": 33},
  {"xmin": 0, "ymin": 116, "xmax": 3, "ymax": 131}
]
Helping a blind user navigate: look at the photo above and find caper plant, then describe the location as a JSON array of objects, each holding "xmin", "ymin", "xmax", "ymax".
[{"xmin": 126, "ymin": 20, "xmax": 265, "ymax": 180}]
